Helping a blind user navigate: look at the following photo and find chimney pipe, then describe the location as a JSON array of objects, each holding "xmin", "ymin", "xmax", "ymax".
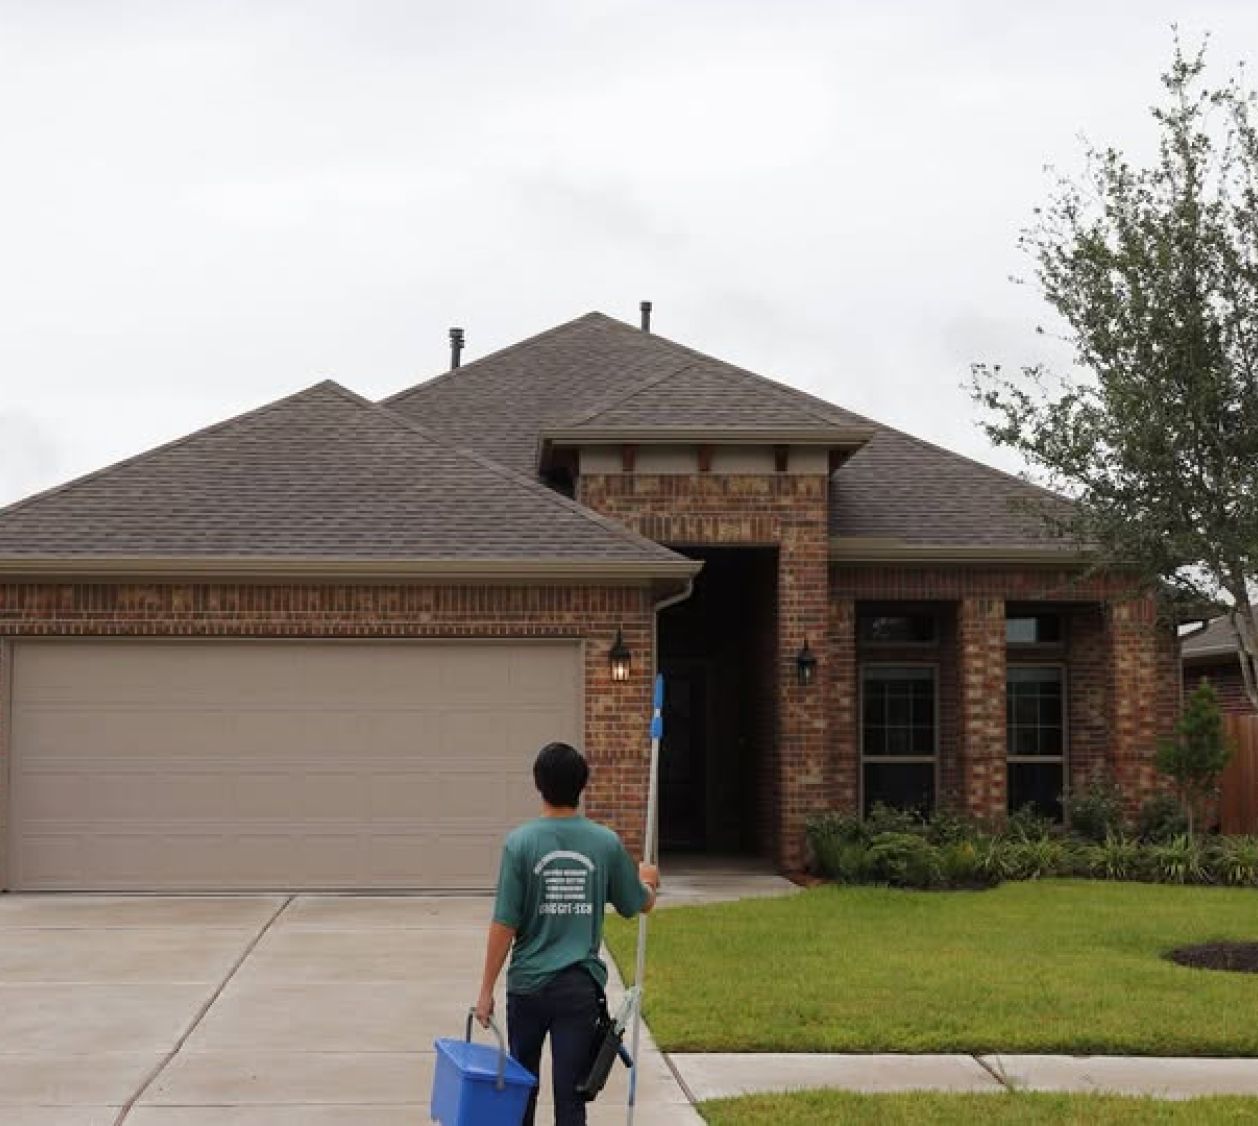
[
  {"xmin": 640, "ymin": 301, "xmax": 652, "ymax": 333},
  {"xmin": 449, "ymin": 327, "xmax": 464, "ymax": 369}
]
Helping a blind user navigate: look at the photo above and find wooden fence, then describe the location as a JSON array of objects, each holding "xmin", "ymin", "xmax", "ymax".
[{"xmin": 1221, "ymin": 714, "xmax": 1258, "ymax": 835}]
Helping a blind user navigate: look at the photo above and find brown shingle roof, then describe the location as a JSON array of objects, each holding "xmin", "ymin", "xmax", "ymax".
[
  {"xmin": 389, "ymin": 311, "xmax": 1078, "ymax": 555},
  {"xmin": 0, "ymin": 381, "xmax": 693, "ymax": 574},
  {"xmin": 831, "ymin": 427, "xmax": 1078, "ymax": 549},
  {"xmin": 1182, "ymin": 616, "xmax": 1241, "ymax": 661}
]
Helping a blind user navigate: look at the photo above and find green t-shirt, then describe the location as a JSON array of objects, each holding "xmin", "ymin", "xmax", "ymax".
[{"xmin": 492, "ymin": 815, "xmax": 649, "ymax": 995}]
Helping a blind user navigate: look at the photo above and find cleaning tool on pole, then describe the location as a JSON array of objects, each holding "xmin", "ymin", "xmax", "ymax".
[{"xmin": 625, "ymin": 672, "xmax": 665, "ymax": 1125}]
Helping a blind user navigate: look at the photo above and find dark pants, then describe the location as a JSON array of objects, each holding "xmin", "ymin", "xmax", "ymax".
[{"xmin": 507, "ymin": 965, "xmax": 599, "ymax": 1126}]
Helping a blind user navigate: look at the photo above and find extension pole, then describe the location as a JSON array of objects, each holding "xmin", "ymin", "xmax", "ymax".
[{"xmin": 626, "ymin": 673, "xmax": 664, "ymax": 1126}]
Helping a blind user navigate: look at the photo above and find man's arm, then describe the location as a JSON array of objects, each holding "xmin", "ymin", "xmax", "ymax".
[{"xmin": 475, "ymin": 921, "xmax": 515, "ymax": 1028}]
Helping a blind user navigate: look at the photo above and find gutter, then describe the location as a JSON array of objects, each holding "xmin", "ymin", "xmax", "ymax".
[
  {"xmin": 0, "ymin": 556, "xmax": 703, "ymax": 584},
  {"xmin": 652, "ymin": 574, "xmax": 698, "ymax": 682}
]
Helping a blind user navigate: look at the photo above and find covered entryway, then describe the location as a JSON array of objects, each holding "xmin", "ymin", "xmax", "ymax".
[
  {"xmin": 5, "ymin": 639, "xmax": 582, "ymax": 891},
  {"xmin": 658, "ymin": 548, "xmax": 778, "ymax": 856}
]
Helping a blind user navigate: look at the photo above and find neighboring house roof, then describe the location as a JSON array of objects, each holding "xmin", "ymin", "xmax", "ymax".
[
  {"xmin": 389, "ymin": 311, "xmax": 1078, "ymax": 558},
  {"xmin": 0, "ymin": 381, "xmax": 696, "ymax": 580},
  {"xmin": 1182, "ymin": 616, "xmax": 1243, "ymax": 664}
]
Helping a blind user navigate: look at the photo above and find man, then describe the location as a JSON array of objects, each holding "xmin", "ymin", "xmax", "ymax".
[{"xmin": 475, "ymin": 741, "xmax": 659, "ymax": 1126}]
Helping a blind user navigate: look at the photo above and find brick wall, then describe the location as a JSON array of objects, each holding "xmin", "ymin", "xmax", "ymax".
[
  {"xmin": 1066, "ymin": 606, "xmax": 1108, "ymax": 790},
  {"xmin": 1106, "ymin": 596, "xmax": 1172, "ymax": 811},
  {"xmin": 579, "ymin": 473, "xmax": 830, "ymax": 868},
  {"xmin": 957, "ymin": 597, "xmax": 1008, "ymax": 819},
  {"xmin": 0, "ymin": 581, "xmax": 658, "ymax": 879}
]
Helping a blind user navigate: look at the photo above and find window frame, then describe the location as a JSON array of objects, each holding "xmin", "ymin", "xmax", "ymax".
[
  {"xmin": 859, "ymin": 661, "xmax": 939, "ymax": 816},
  {"xmin": 1005, "ymin": 612, "xmax": 1065, "ymax": 648},
  {"xmin": 857, "ymin": 611, "xmax": 939, "ymax": 647},
  {"xmin": 1005, "ymin": 661, "xmax": 1069, "ymax": 816}
]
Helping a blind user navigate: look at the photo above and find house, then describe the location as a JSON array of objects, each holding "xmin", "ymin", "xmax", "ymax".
[
  {"xmin": 0, "ymin": 310, "xmax": 1181, "ymax": 892},
  {"xmin": 1183, "ymin": 617, "xmax": 1255, "ymax": 713}
]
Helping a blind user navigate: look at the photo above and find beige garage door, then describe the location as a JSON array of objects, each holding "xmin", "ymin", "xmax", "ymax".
[{"xmin": 6, "ymin": 640, "xmax": 582, "ymax": 891}]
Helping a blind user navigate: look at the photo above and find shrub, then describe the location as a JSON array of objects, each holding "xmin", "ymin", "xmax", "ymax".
[
  {"xmin": 806, "ymin": 811, "xmax": 865, "ymax": 875},
  {"xmin": 1156, "ymin": 679, "xmax": 1232, "ymax": 835},
  {"xmin": 1064, "ymin": 771, "xmax": 1127, "ymax": 843},
  {"xmin": 925, "ymin": 809, "xmax": 987, "ymax": 846},
  {"xmin": 1005, "ymin": 804, "xmax": 1057, "ymax": 843},
  {"xmin": 937, "ymin": 840, "xmax": 1001, "ymax": 889},
  {"xmin": 865, "ymin": 832, "xmax": 941, "ymax": 888},
  {"xmin": 1091, "ymin": 833, "xmax": 1146, "ymax": 881},
  {"xmin": 1000, "ymin": 837, "xmax": 1069, "ymax": 881},
  {"xmin": 1209, "ymin": 836, "xmax": 1258, "ymax": 887},
  {"xmin": 1149, "ymin": 834, "xmax": 1212, "ymax": 885},
  {"xmin": 1137, "ymin": 793, "xmax": 1190, "ymax": 843},
  {"xmin": 865, "ymin": 803, "xmax": 927, "ymax": 838}
]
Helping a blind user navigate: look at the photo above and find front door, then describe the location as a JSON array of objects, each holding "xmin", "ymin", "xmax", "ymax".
[{"xmin": 659, "ymin": 659, "xmax": 711, "ymax": 851}]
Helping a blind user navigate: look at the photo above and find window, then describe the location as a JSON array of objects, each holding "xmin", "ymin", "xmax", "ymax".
[
  {"xmin": 861, "ymin": 666, "xmax": 936, "ymax": 815},
  {"xmin": 1007, "ymin": 666, "xmax": 1065, "ymax": 819},
  {"xmin": 858, "ymin": 613, "xmax": 937, "ymax": 644},
  {"xmin": 1006, "ymin": 613, "xmax": 1062, "ymax": 645}
]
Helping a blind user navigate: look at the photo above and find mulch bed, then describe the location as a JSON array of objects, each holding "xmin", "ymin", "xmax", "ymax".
[{"xmin": 1167, "ymin": 941, "xmax": 1258, "ymax": 973}]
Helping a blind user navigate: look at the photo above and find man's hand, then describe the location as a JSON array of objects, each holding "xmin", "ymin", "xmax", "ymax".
[
  {"xmin": 639, "ymin": 862, "xmax": 660, "ymax": 890},
  {"xmin": 475, "ymin": 989, "xmax": 495, "ymax": 1029}
]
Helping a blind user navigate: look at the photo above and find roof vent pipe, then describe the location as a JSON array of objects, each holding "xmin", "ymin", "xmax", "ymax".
[
  {"xmin": 449, "ymin": 327, "xmax": 465, "ymax": 369},
  {"xmin": 640, "ymin": 301, "xmax": 652, "ymax": 333}
]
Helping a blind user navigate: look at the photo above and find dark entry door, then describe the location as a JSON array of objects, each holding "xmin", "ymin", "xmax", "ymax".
[{"xmin": 659, "ymin": 660, "xmax": 710, "ymax": 851}]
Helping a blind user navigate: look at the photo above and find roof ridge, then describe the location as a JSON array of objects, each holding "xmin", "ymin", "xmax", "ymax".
[
  {"xmin": 557, "ymin": 362, "xmax": 697, "ymax": 427},
  {"xmin": 380, "ymin": 311, "xmax": 606, "ymax": 407},
  {"xmin": 0, "ymin": 379, "xmax": 346, "ymax": 524},
  {"xmin": 354, "ymin": 393, "xmax": 688, "ymax": 562}
]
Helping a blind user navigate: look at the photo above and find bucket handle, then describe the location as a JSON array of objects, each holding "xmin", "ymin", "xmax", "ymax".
[{"xmin": 465, "ymin": 1008, "xmax": 507, "ymax": 1091}]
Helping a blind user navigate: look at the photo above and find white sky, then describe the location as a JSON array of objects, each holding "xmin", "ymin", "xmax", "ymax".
[{"xmin": 2, "ymin": 1, "xmax": 1255, "ymax": 505}]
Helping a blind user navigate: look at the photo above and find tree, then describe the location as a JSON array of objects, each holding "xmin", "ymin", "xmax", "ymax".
[
  {"xmin": 1155, "ymin": 679, "xmax": 1232, "ymax": 834},
  {"xmin": 971, "ymin": 37, "xmax": 1258, "ymax": 708}
]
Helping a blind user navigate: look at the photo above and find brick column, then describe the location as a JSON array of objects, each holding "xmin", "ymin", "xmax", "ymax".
[
  {"xmin": 828, "ymin": 595, "xmax": 859, "ymax": 814},
  {"xmin": 1067, "ymin": 605, "xmax": 1108, "ymax": 791},
  {"xmin": 1106, "ymin": 594, "xmax": 1171, "ymax": 812},
  {"xmin": 957, "ymin": 596, "xmax": 1007, "ymax": 819},
  {"xmin": 776, "ymin": 504, "xmax": 830, "ymax": 870}
]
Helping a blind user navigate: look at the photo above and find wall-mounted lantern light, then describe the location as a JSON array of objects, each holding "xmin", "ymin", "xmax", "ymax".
[
  {"xmin": 609, "ymin": 628, "xmax": 632, "ymax": 683},
  {"xmin": 796, "ymin": 639, "xmax": 817, "ymax": 687}
]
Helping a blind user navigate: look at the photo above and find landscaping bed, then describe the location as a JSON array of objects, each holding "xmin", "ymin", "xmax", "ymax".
[
  {"xmin": 604, "ymin": 881, "xmax": 1258, "ymax": 1055},
  {"xmin": 698, "ymin": 1090, "xmax": 1258, "ymax": 1124}
]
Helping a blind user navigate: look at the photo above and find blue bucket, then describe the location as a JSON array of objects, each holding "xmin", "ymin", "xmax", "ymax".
[{"xmin": 431, "ymin": 1011, "xmax": 538, "ymax": 1126}]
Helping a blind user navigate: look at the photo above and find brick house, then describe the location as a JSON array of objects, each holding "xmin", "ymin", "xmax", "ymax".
[
  {"xmin": 0, "ymin": 311, "xmax": 1180, "ymax": 891},
  {"xmin": 1183, "ymin": 617, "xmax": 1255, "ymax": 714}
]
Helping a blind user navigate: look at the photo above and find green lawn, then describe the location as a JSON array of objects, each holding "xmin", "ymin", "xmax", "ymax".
[
  {"xmin": 604, "ymin": 880, "xmax": 1258, "ymax": 1054},
  {"xmin": 698, "ymin": 1091, "xmax": 1258, "ymax": 1125}
]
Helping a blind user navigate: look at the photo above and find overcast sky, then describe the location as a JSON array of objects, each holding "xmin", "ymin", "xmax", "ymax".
[{"xmin": 2, "ymin": 1, "xmax": 1256, "ymax": 506}]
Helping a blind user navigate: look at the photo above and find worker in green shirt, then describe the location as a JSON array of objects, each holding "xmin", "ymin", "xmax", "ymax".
[{"xmin": 475, "ymin": 741, "xmax": 659, "ymax": 1126}]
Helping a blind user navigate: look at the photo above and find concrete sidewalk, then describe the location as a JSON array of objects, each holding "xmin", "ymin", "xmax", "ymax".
[{"xmin": 670, "ymin": 1052, "xmax": 1258, "ymax": 1103}]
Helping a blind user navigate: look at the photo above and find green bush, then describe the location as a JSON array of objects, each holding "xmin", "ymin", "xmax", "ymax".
[
  {"xmin": 865, "ymin": 802, "xmax": 928, "ymax": 838},
  {"xmin": 1209, "ymin": 836, "xmax": 1258, "ymax": 887},
  {"xmin": 1005, "ymin": 804, "xmax": 1057, "ymax": 843},
  {"xmin": 1090, "ymin": 833, "xmax": 1146, "ymax": 881},
  {"xmin": 937, "ymin": 840, "xmax": 1001, "ymax": 888},
  {"xmin": 865, "ymin": 832, "xmax": 941, "ymax": 888},
  {"xmin": 998, "ymin": 838, "xmax": 1069, "ymax": 881},
  {"xmin": 1064, "ymin": 772, "xmax": 1128, "ymax": 842},
  {"xmin": 1149, "ymin": 834, "xmax": 1211, "ymax": 885},
  {"xmin": 1137, "ymin": 793, "xmax": 1190, "ymax": 843}
]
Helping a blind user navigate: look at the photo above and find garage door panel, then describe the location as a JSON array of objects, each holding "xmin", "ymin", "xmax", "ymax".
[{"xmin": 8, "ymin": 640, "xmax": 582, "ymax": 891}]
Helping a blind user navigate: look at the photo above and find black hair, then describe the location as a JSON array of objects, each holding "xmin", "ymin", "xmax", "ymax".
[{"xmin": 533, "ymin": 742, "xmax": 589, "ymax": 808}]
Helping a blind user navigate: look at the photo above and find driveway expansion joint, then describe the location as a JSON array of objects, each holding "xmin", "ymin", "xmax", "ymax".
[{"xmin": 113, "ymin": 894, "xmax": 295, "ymax": 1126}]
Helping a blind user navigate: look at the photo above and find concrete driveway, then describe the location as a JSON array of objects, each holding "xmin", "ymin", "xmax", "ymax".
[{"xmin": 0, "ymin": 894, "xmax": 700, "ymax": 1125}]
